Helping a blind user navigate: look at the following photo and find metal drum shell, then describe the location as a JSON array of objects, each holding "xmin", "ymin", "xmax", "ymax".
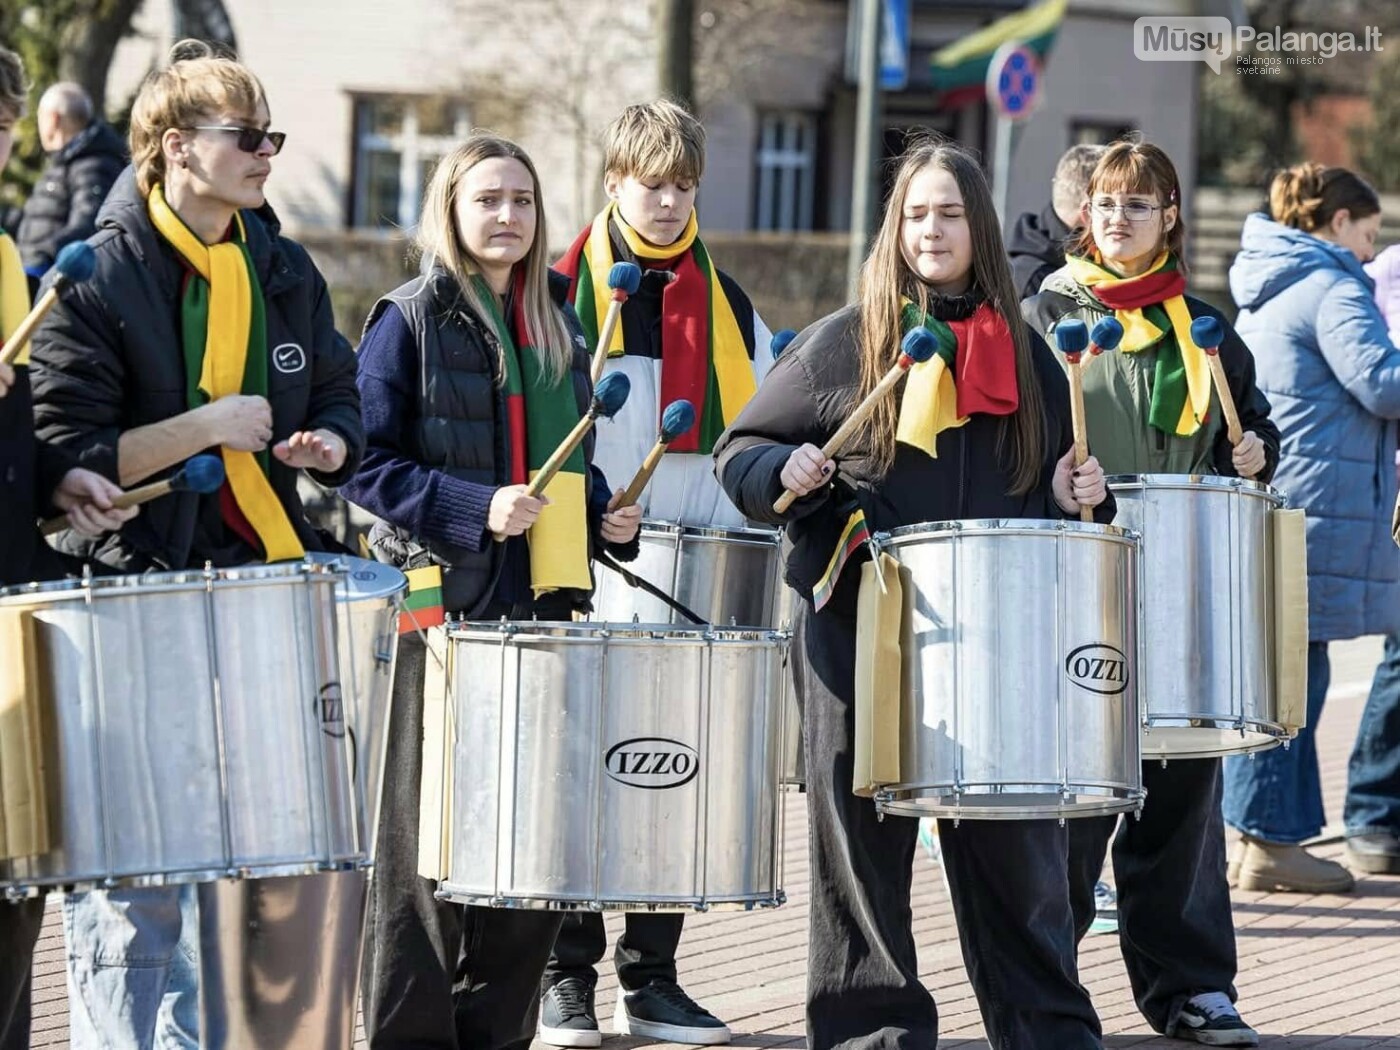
[
  {"xmin": 0, "ymin": 563, "xmax": 362, "ymax": 894},
  {"xmin": 1108, "ymin": 474, "xmax": 1287, "ymax": 758},
  {"xmin": 437, "ymin": 622, "xmax": 787, "ymax": 911},
  {"xmin": 875, "ymin": 519, "xmax": 1144, "ymax": 821}
]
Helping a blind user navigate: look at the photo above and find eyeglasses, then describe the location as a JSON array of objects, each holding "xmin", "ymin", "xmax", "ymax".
[
  {"xmin": 190, "ymin": 125, "xmax": 286, "ymax": 155},
  {"xmin": 1091, "ymin": 199, "xmax": 1163, "ymax": 222}
]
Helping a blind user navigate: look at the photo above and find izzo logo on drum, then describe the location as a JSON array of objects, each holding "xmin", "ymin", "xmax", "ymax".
[
  {"xmin": 605, "ymin": 737, "xmax": 700, "ymax": 790},
  {"xmin": 1064, "ymin": 644, "xmax": 1129, "ymax": 695},
  {"xmin": 317, "ymin": 683, "xmax": 346, "ymax": 738}
]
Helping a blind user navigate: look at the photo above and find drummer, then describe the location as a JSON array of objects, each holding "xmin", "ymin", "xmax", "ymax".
[
  {"xmin": 546, "ymin": 98, "xmax": 772, "ymax": 1047},
  {"xmin": 339, "ymin": 132, "xmax": 642, "ymax": 1049},
  {"xmin": 28, "ymin": 40, "xmax": 364, "ymax": 1048},
  {"xmin": 715, "ymin": 135, "xmax": 1112, "ymax": 1050},
  {"xmin": 1021, "ymin": 139, "xmax": 1278, "ymax": 1047},
  {"xmin": 0, "ymin": 44, "xmax": 136, "ymax": 1049}
]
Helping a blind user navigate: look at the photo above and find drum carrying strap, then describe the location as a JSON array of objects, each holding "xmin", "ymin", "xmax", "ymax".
[
  {"xmin": 1273, "ymin": 508, "xmax": 1309, "ymax": 733},
  {"xmin": 0, "ymin": 609, "xmax": 52, "ymax": 860},
  {"xmin": 853, "ymin": 553, "xmax": 906, "ymax": 797},
  {"xmin": 595, "ymin": 550, "xmax": 709, "ymax": 626}
]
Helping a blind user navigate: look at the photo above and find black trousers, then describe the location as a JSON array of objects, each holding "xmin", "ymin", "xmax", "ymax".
[
  {"xmin": 1067, "ymin": 757, "xmax": 1239, "ymax": 1036},
  {"xmin": 545, "ymin": 911, "xmax": 683, "ymax": 992},
  {"xmin": 0, "ymin": 897, "xmax": 43, "ymax": 1050},
  {"xmin": 798, "ymin": 603, "xmax": 1101, "ymax": 1050},
  {"xmin": 360, "ymin": 633, "xmax": 564, "ymax": 1050}
]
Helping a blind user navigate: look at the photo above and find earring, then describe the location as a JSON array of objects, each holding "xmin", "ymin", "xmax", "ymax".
[{"xmin": 180, "ymin": 159, "xmax": 189, "ymax": 170}]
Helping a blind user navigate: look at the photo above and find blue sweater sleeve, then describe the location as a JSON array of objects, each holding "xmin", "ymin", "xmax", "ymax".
[{"xmin": 339, "ymin": 304, "xmax": 497, "ymax": 552}]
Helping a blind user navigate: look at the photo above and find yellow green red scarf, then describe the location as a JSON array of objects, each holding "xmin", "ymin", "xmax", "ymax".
[
  {"xmin": 1065, "ymin": 251, "xmax": 1211, "ymax": 437},
  {"xmin": 476, "ymin": 271, "xmax": 591, "ymax": 597},
  {"xmin": 0, "ymin": 232, "xmax": 29, "ymax": 359},
  {"xmin": 555, "ymin": 201, "xmax": 754, "ymax": 453},
  {"xmin": 147, "ymin": 184, "xmax": 304, "ymax": 562}
]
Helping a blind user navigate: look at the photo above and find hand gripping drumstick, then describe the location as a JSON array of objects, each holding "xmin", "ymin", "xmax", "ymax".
[
  {"xmin": 493, "ymin": 371, "xmax": 631, "ymax": 542},
  {"xmin": 772, "ymin": 328, "xmax": 939, "ymax": 515},
  {"xmin": 590, "ymin": 263, "xmax": 643, "ymax": 383},
  {"xmin": 617, "ymin": 399, "xmax": 696, "ymax": 508},
  {"xmin": 1190, "ymin": 315, "xmax": 1243, "ymax": 446},
  {"xmin": 770, "ymin": 328, "xmax": 798, "ymax": 359},
  {"xmin": 1053, "ymin": 321, "xmax": 1095, "ymax": 523},
  {"xmin": 0, "ymin": 242, "xmax": 98, "ymax": 367},
  {"xmin": 40, "ymin": 454, "xmax": 226, "ymax": 536}
]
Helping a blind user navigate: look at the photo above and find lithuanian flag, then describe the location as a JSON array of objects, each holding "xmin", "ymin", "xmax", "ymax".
[
  {"xmin": 398, "ymin": 566, "xmax": 445, "ymax": 635},
  {"xmin": 928, "ymin": 0, "xmax": 1067, "ymax": 108},
  {"xmin": 813, "ymin": 509, "xmax": 872, "ymax": 613}
]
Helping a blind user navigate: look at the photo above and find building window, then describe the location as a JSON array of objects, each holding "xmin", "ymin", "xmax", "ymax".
[
  {"xmin": 754, "ymin": 111, "xmax": 817, "ymax": 232},
  {"xmin": 350, "ymin": 95, "xmax": 471, "ymax": 229}
]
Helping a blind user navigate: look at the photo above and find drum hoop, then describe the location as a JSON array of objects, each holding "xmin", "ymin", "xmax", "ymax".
[
  {"xmin": 0, "ymin": 561, "xmax": 340, "ymax": 603},
  {"xmin": 446, "ymin": 620, "xmax": 788, "ymax": 645},
  {"xmin": 639, "ymin": 520, "xmax": 781, "ymax": 545},
  {"xmin": 1105, "ymin": 473, "xmax": 1284, "ymax": 504},
  {"xmin": 881, "ymin": 518, "xmax": 1137, "ymax": 546}
]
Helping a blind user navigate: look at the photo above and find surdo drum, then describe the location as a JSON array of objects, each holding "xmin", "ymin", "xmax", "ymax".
[
  {"xmin": 435, "ymin": 622, "xmax": 788, "ymax": 910},
  {"xmin": 873, "ymin": 520, "xmax": 1144, "ymax": 820}
]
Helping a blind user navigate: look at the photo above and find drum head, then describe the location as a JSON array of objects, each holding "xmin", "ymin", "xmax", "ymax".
[{"xmin": 304, "ymin": 552, "xmax": 408, "ymax": 601}]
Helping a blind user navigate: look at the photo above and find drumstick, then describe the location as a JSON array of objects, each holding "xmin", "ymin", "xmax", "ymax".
[
  {"xmin": 1088, "ymin": 316, "xmax": 1124, "ymax": 359},
  {"xmin": 494, "ymin": 372, "xmax": 631, "ymax": 542},
  {"xmin": 1054, "ymin": 321, "xmax": 1095, "ymax": 524},
  {"xmin": 617, "ymin": 399, "xmax": 696, "ymax": 508},
  {"xmin": 40, "ymin": 454, "xmax": 225, "ymax": 536},
  {"xmin": 770, "ymin": 329, "xmax": 798, "ymax": 359},
  {"xmin": 772, "ymin": 328, "xmax": 938, "ymax": 515},
  {"xmin": 1190, "ymin": 316, "xmax": 1243, "ymax": 446},
  {"xmin": 590, "ymin": 262, "xmax": 643, "ymax": 383},
  {"xmin": 0, "ymin": 242, "xmax": 98, "ymax": 367}
]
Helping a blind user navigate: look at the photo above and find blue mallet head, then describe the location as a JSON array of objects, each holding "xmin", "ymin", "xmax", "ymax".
[
  {"xmin": 593, "ymin": 371, "xmax": 631, "ymax": 419},
  {"xmin": 770, "ymin": 329, "xmax": 798, "ymax": 359},
  {"xmin": 1190, "ymin": 315, "xmax": 1224, "ymax": 353},
  {"xmin": 1054, "ymin": 319, "xmax": 1089, "ymax": 355},
  {"xmin": 900, "ymin": 327, "xmax": 939, "ymax": 365},
  {"xmin": 1089, "ymin": 316, "xmax": 1124, "ymax": 353},
  {"xmin": 174, "ymin": 454, "xmax": 226, "ymax": 495},
  {"xmin": 659, "ymin": 399, "xmax": 696, "ymax": 442},
  {"xmin": 608, "ymin": 262, "xmax": 642, "ymax": 297},
  {"xmin": 53, "ymin": 242, "xmax": 97, "ymax": 286}
]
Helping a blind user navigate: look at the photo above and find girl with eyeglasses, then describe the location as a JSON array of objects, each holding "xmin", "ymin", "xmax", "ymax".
[
  {"xmin": 1022, "ymin": 140, "xmax": 1277, "ymax": 1047},
  {"xmin": 29, "ymin": 39, "xmax": 363, "ymax": 1049}
]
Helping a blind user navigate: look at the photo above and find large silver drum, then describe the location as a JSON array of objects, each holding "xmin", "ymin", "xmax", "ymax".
[
  {"xmin": 0, "ymin": 562, "xmax": 361, "ymax": 893},
  {"xmin": 1109, "ymin": 474, "xmax": 1287, "ymax": 758},
  {"xmin": 436, "ymin": 623, "xmax": 787, "ymax": 910},
  {"xmin": 875, "ymin": 520, "xmax": 1143, "ymax": 820}
]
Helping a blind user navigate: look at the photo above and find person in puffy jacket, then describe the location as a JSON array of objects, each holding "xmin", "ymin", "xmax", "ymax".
[{"xmin": 1226, "ymin": 163, "xmax": 1400, "ymax": 889}]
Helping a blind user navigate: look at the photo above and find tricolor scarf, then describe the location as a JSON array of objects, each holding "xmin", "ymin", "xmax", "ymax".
[
  {"xmin": 0, "ymin": 231, "xmax": 30, "ymax": 357},
  {"xmin": 476, "ymin": 271, "xmax": 592, "ymax": 597},
  {"xmin": 147, "ymin": 184, "xmax": 304, "ymax": 562},
  {"xmin": 554, "ymin": 202, "xmax": 754, "ymax": 453},
  {"xmin": 1064, "ymin": 251, "xmax": 1211, "ymax": 437},
  {"xmin": 895, "ymin": 298, "xmax": 1020, "ymax": 457}
]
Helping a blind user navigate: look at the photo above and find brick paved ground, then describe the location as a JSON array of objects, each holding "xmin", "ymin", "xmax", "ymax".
[{"xmin": 26, "ymin": 638, "xmax": 1400, "ymax": 1048}]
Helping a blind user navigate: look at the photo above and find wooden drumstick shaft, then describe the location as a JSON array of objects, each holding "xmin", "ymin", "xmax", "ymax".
[
  {"xmin": 0, "ymin": 287, "xmax": 60, "ymax": 368},
  {"xmin": 619, "ymin": 439, "xmax": 668, "ymax": 508},
  {"xmin": 590, "ymin": 301, "xmax": 624, "ymax": 384},
  {"xmin": 1067, "ymin": 359, "xmax": 1093, "ymax": 524},
  {"xmin": 1205, "ymin": 352, "xmax": 1244, "ymax": 446},
  {"xmin": 772, "ymin": 355, "xmax": 938, "ymax": 515},
  {"xmin": 39, "ymin": 476, "xmax": 175, "ymax": 536},
  {"xmin": 527, "ymin": 414, "xmax": 596, "ymax": 500}
]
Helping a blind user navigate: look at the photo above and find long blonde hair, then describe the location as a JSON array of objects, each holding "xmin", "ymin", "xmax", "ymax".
[
  {"xmin": 416, "ymin": 134, "xmax": 572, "ymax": 384},
  {"xmin": 855, "ymin": 136, "xmax": 1045, "ymax": 493}
]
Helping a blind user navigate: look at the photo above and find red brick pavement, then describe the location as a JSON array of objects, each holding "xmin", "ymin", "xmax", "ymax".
[{"xmin": 24, "ymin": 639, "xmax": 1400, "ymax": 1048}]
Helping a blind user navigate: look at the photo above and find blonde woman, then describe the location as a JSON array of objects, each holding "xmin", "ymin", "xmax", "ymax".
[
  {"xmin": 715, "ymin": 137, "xmax": 1109, "ymax": 1050},
  {"xmin": 340, "ymin": 133, "xmax": 640, "ymax": 1048}
]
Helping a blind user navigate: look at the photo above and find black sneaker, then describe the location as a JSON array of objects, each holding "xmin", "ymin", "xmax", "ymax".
[
  {"xmin": 614, "ymin": 980, "xmax": 731, "ymax": 1046},
  {"xmin": 540, "ymin": 978, "xmax": 601, "ymax": 1048},
  {"xmin": 1173, "ymin": 993, "xmax": 1259, "ymax": 1047}
]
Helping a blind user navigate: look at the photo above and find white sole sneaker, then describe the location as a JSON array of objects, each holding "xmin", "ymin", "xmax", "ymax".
[
  {"xmin": 538, "ymin": 1022, "xmax": 603, "ymax": 1049},
  {"xmin": 613, "ymin": 997, "xmax": 732, "ymax": 1045}
]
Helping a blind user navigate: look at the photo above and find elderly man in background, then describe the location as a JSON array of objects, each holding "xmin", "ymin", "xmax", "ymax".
[
  {"xmin": 15, "ymin": 81, "xmax": 125, "ymax": 285},
  {"xmin": 1007, "ymin": 142, "xmax": 1106, "ymax": 301}
]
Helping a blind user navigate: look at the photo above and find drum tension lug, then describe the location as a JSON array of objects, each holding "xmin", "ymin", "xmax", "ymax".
[{"xmin": 1160, "ymin": 757, "xmax": 1169, "ymax": 769}]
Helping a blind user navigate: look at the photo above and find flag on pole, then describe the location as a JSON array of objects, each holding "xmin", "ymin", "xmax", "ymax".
[{"xmin": 928, "ymin": 0, "xmax": 1067, "ymax": 107}]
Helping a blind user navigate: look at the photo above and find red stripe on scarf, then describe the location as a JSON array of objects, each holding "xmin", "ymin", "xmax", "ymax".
[
  {"xmin": 554, "ymin": 227, "xmax": 588, "ymax": 289},
  {"xmin": 1086, "ymin": 269, "xmax": 1186, "ymax": 311},
  {"xmin": 659, "ymin": 250, "xmax": 711, "ymax": 453},
  {"xmin": 505, "ymin": 269, "xmax": 531, "ymax": 485},
  {"xmin": 948, "ymin": 304, "xmax": 1019, "ymax": 419}
]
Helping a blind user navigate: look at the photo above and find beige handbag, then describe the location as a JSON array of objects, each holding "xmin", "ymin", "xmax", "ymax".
[
  {"xmin": 1272, "ymin": 508, "xmax": 1309, "ymax": 734},
  {"xmin": 853, "ymin": 553, "xmax": 906, "ymax": 797}
]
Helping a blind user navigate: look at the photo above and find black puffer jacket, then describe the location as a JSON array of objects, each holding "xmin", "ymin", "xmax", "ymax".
[
  {"xmin": 1007, "ymin": 204, "xmax": 1072, "ymax": 302},
  {"xmin": 0, "ymin": 369, "xmax": 77, "ymax": 586},
  {"xmin": 29, "ymin": 169, "xmax": 364, "ymax": 571},
  {"xmin": 16, "ymin": 122, "xmax": 126, "ymax": 274}
]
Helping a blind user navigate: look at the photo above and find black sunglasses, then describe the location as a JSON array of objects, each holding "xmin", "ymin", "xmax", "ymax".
[{"xmin": 190, "ymin": 125, "xmax": 287, "ymax": 155}]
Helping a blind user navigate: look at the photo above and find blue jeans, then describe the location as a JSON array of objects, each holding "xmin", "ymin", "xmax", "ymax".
[
  {"xmin": 62, "ymin": 885, "xmax": 201, "ymax": 1050},
  {"xmin": 1222, "ymin": 642, "xmax": 1329, "ymax": 844},
  {"xmin": 1345, "ymin": 634, "xmax": 1400, "ymax": 836}
]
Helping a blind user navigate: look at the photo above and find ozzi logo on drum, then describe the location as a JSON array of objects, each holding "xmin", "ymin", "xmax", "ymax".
[
  {"xmin": 1065, "ymin": 643, "xmax": 1130, "ymax": 695},
  {"xmin": 604, "ymin": 737, "xmax": 700, "ymax": 789}
]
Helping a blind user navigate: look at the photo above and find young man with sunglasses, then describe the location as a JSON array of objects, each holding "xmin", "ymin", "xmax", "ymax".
[{"xmin": 29, "ymin": 41, "xmax": 362, "ymax": 1049}]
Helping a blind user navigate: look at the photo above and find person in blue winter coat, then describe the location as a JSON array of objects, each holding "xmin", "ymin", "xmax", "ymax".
[{"xmin": 1225, "ymin": 162, "xmax": 1400, "ymax": 892}]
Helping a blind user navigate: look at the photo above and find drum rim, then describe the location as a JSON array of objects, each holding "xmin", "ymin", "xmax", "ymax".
[
  {"xmin": 881, "ymin": 518, "xmax": 1136, "ymax": 544},
  {"xmin": 446, "ymin": 620, "xmax": 788, "ymax": 644},
  {"xmin": 0, "ymin": 560, "xmax": 340, "ymax": 601},
  {"xmin": 638, "ymin": 520, "xmax": 780, "ymax": 544},
  {"xmin": 1105, "ymin": 473, "xmax": 1283, "ymax": 502},
  {"xmin": 302, "ymin": 551, "xmax": 409, "ymax": 601}
]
